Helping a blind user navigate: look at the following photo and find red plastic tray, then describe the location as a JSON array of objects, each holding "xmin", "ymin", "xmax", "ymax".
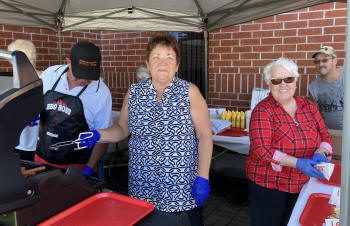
[
  {"xmin": 299, "ymin": 193, "xmax": 333, "ymax": 226},
  {"xmin": 38, "ymin": 192, "xmax": 154, "ymax": 226},
  {"xmin": 217, "ymin": 128, "xmax": 248, "ymax": 137},
  {"xmin": 319, "ymin": 161, "xmax": 341, "ymax": 186}
]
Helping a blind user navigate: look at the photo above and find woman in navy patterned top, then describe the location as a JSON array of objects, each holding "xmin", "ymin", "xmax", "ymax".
[
  {"xmin": 78, "ymin": 34, "xmax": 213, "ymax": 226},
  {"xmin": 245, "ymin": 58, "xmax": 332, "ymax": 226}
]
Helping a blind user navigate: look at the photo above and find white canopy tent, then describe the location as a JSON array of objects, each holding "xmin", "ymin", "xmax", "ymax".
[
  {"xmin": 0, "ymin": 0, "xmax": 341, "ymax": 32},
  {"xmin": 0, "ymin": 0, "xmax": 349, "ymax": 225}
]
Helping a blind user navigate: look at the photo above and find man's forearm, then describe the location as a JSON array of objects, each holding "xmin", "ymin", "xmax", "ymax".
[{"xmin": 86, "ymin": 142, "xmax": 108, "ymax": 169}]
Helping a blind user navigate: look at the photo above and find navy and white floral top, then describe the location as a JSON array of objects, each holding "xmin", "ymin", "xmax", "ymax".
[{"xmin": 128, "ymin": 77, "xmax": 198, "ymax": 212}]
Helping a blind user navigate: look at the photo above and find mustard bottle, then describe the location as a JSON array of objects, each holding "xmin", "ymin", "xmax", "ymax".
[
  {"xmin": 235, "ymin": 111, "xmax": 241, "ymax": 128},
  {"xmin": 231, "ymin": 110, "xmax": 236, "ymax": 128},
  {"xmin": 240, "ymin": 111, "xmax": 245, "ymax": 129}
]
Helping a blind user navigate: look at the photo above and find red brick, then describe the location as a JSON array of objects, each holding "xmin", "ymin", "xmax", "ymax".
[
  {"xmin": 214, "ymin": 61, "xmax": 231, "ymax": 67},
  {"xmin": 297, "ymin": 44, "xmax": 321, "ymax": 52},
  {"xmin": 307, "ymin": 35, "xmax": 332, "ymax": 43},
  {"xmin": 209, "ymin": 53, "xmax": 221, "ymax": 60},
  {"xmin": 240, "ymin": 67, "xmax": 259, "ymax": 74},
  {"xmin": 335, "ymin": 18, "xmax": 346, "ymax": 26},
  {"xmin": 241, "ymin": 24, "xmax": 261, "ymax": 31},
  {"xmin": 221, "ymin": 67, "xmax": 238, "ymax": 74},
  {"xmin": 335, "ymin": 2, "xmax": 347, "ymax": 9},
  {"xmin": 220, "ymin": 93, "xmax": 236, "ymax": 99},
  {"xmin": 298, "ymin": 28, "xmax": 322, "ymax": 36},
  {"xmin": 219, "ymin": 25, "xmax": 239, "ymax": 32},
  {"xmin": 253, "ymin": 31, "xmax": 273, "ymax": 38},
  {"xmin": 261, "ymin": 38, "xmax": 282, "ymax": 45},
  {"xmin": 212, "ymin": 33, "xmax": 231, "ymax": 39},
  {"xmin": 276, "ymin": 13, "xmax": 298, "ymax": 21},
  {"xmin": 274, "ymin": 29, "xmax": 297, "ymax": 37},
  {"xmin": 310, "ymin": 2, "xmax": 334, "ymax": 11},
  {"xmin": 299, "ymin": 12, "xmax": 324, "ymax": 20},
  {"xmin": 324, "ymin": 26, "xmax": 346, "ymax": 34},
  {"xmin": 232, "ymin": 60, "xmax": 251, "ymax": 67},
  {"xmin": 283, "ymin": 52, "xmax": 306, "ymax": 59},
  {"xmin": 274, "ymin": 45, "xmax": 296, "ymax": 51},
  {"xmin": 261, "ymin": 53, "xmax": 282, "ymax": 59},
  {"xmin": 284, "ymin": 37, "xmax": 306, "ymax": 44},
  {"xmin": 0, "ymin": 31, "xmax": 13, "ymax": 38},
  {"xmin": 232, "ymin": 32, "xmax": 252, "ymax": 39},
  {"xmin": 253, "ymin": 46, "xmax": 273, "ymax": 52},
  {"xmin": 221, "ymin": 53, "xmax": 239, "ymax": 60},
  {"xmin": 334, "ymin": 34, "xmax": 346, "ymax": 42},
  {"xmin": 309, "ymin": 19, "xmax": 334, "ymax": 27},
  {"xmin": 12, "ymin": 32, "xmax": 31, "ymax": 40},
  {"xmin": 262, "ymin": 23, "xmax": 283, "ymax": 30},
  {"xmin": 240, "ymin": 53, "xmax": 260, "ymax": 59},
  {"xmin": 232, "ymin": 46, "xmax": 252, "ymax": 52},
  {"xmin": 326, "ymin": 10, "xmax": 346, "ymax": 18},
  {"xmin": 4, "ymin": 25, "xmax": 23, "ymax": 32},
  {"xmin": 235, "ymin": 75, "xmax": 241, "ymax": 93},
  {"xmin": 213, "ymin": 46, "xmax": 232, "ymax": 53},
  {"xmin": 240, "ymin": 38, "xmax": 260, "ymax": 45},
  {"xmin": 285, "ymin": 21, "xmax": 307, "ymax": 29},
  {"xmin": 221, "ymin": 39, "xmax": 239, "ymax": 46},
  {"xmin": 252, "ymin": 60, "xmax": 271, "ymax": 67}
]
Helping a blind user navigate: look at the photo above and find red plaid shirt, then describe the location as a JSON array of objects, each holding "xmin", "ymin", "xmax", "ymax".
[{"xmin": 245, "ymin": 94, "xmax": 331, "ymax": 193}]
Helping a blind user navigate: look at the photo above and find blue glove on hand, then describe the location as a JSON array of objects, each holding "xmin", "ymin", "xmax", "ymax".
[
  {"xmin": 296, "ymin": 158, "xmax": 325, "ymax": 179},
  {"xmin": 81, "ymin": 165, "xmax": 94, "ymax": 176},
  {"xmin": 191, "ymin": 176, "xmax": 210, "ymax": 207},
  {"xmin": 78, "ymin": 130, "xmax": 101, "ymax": 150},
  {"xmin": 312, "ymin": 152, "xmax": 330, "ymax": 163},
  {"xmin": 28, "ymin": 115, "xmax": 40, "ymax": 127}
]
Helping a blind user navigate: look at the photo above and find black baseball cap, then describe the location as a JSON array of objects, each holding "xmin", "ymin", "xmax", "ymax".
[{"xmin": 70, "ymin": 42, "xmax": 101, "ymax": 80}]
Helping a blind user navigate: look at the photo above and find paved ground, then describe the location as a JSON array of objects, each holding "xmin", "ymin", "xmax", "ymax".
[{"xmin": 103, "ymin": 145, "xmax": 251, "ymax": 226}]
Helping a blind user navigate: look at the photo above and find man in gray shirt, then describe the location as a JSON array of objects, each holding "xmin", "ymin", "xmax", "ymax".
[{"xmin": 309, "ymin": 46, "xmax": 344, "ymax": 130}]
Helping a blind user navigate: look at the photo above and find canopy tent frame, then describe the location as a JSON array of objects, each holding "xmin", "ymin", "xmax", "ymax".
[{"xmin": 0, "ymin": 0, "xmax": 349, "ymax": 224}]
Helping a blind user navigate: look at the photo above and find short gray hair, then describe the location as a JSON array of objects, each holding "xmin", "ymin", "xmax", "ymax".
[
  {"xmin": 136, "ymin": 65, "xmax": 150, "ymax": 80},
  {"xmin": 8, "ymin": 39, "xmax": 37, "ymax": 67},
  {"xmin": 263, "ymin": 57, "xmax": 299, "ymax": 82}
]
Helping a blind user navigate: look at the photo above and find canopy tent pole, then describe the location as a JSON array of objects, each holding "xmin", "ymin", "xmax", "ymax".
[
  {"xmin": 204, "ymin": 29, "xmax": 208, "ymax": 99},
  {"xmin": 340, "ymin": 0, "xmax": 350, "ymax": 224}
]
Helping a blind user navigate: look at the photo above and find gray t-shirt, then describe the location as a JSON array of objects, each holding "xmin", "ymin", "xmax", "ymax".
[{"xmin": 308, "ymin": 67, "xmax": 344, "ymax": 130}]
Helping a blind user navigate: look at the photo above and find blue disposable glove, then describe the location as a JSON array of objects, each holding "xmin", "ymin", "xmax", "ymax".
[
  {"xmin": 81, "ymin": 165, "xmax": 94, "ymax": 176},
  {"xmin": 296, "ymin": 158, "xmax": 325, "ymax": 179},
  {"xmin": 191, "ymin": 176, "xmax": 210, "ymax": 207},
  {"xmin": 28, "ymin": 115, "xmax": 40, "ymax": 127},
  {"xmin": 77, "ymin": 130, "xmax": 101, "ymax": 150},
  {"xmin": 312, "ymin": 152, "xmax": 330, "ymax": 163}
]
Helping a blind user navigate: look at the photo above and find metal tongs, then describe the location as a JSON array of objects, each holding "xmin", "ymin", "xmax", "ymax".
[{"xmin": 48, "ymin": 131, "xmax": 93, "ymax": 151}]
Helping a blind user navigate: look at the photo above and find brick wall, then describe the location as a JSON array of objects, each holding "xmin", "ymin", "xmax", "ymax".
[
  {"xmin": 0, "ymin": 2, "xmax": 347, "ymax": 111},
  {"xmin": 208, "ymin": 2, "xmax": 346, "ymax": 111}
]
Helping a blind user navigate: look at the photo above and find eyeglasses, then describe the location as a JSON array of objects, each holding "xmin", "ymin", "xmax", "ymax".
[
  {"xmin": 313, "ymin": 58, "xmax": 332, "ymax": 65},
  {"xmin": 270, "ymin": 77, "xmax": 295, "ymax": 85}
]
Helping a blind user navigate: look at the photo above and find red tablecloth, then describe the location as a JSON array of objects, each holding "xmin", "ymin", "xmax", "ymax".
[{"xmin": 217, "ymin": 128, "xmax": 248, "ymax": 137}]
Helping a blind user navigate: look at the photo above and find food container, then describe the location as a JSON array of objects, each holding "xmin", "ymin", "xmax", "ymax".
[
  {"xmin": 38, "ymin": 192, "xmax": 154, "ymax": 226},
  {"xmin": 299, "ymin": 193, "xmax": 333, "ymax": 226}
]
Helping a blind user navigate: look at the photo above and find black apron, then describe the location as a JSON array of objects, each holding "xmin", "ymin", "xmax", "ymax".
[{"xmin": 37, "ymin": 67, "xmax": 91, "ymax": 165}]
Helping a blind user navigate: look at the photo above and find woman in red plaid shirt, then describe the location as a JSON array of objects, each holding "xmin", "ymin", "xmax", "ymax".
[{"xmin": 245, "ymin": 57, "xmax": 332, "ymax": 226}]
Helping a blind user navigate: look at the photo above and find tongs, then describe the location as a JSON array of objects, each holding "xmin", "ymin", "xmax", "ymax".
[{"xmin": 48, "ymin": 131, "xmax": 93, "ymax": 151}]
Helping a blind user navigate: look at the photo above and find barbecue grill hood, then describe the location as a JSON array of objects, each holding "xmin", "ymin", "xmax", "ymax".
[{"xmin": 0, "ymin": 50, "xmax": 43, "ymax": 212}]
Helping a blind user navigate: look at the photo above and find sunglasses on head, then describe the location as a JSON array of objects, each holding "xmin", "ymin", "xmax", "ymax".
[
  {"xmin": 270, "ymin": 77, "xmax": 295, "ymax": 85},
  {"xmin": 313, "ymin": 58, "xmax": 332, "ymax": 65}
]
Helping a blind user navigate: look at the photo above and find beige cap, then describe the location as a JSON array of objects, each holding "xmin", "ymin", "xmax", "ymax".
[{"xmin": 312, "ymin": 46, "xmax": 337, "ymax": 58}]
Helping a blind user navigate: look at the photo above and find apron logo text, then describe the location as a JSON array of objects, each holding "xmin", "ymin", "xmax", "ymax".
[{"xmin": 46, "ymin": 100, "xmax": 72, "ymax": 116}]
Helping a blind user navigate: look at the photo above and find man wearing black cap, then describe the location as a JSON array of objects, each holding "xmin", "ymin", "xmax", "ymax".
[{"xmin": 34, "ymin": 42, "xmax": 112, "ymax": 176}]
